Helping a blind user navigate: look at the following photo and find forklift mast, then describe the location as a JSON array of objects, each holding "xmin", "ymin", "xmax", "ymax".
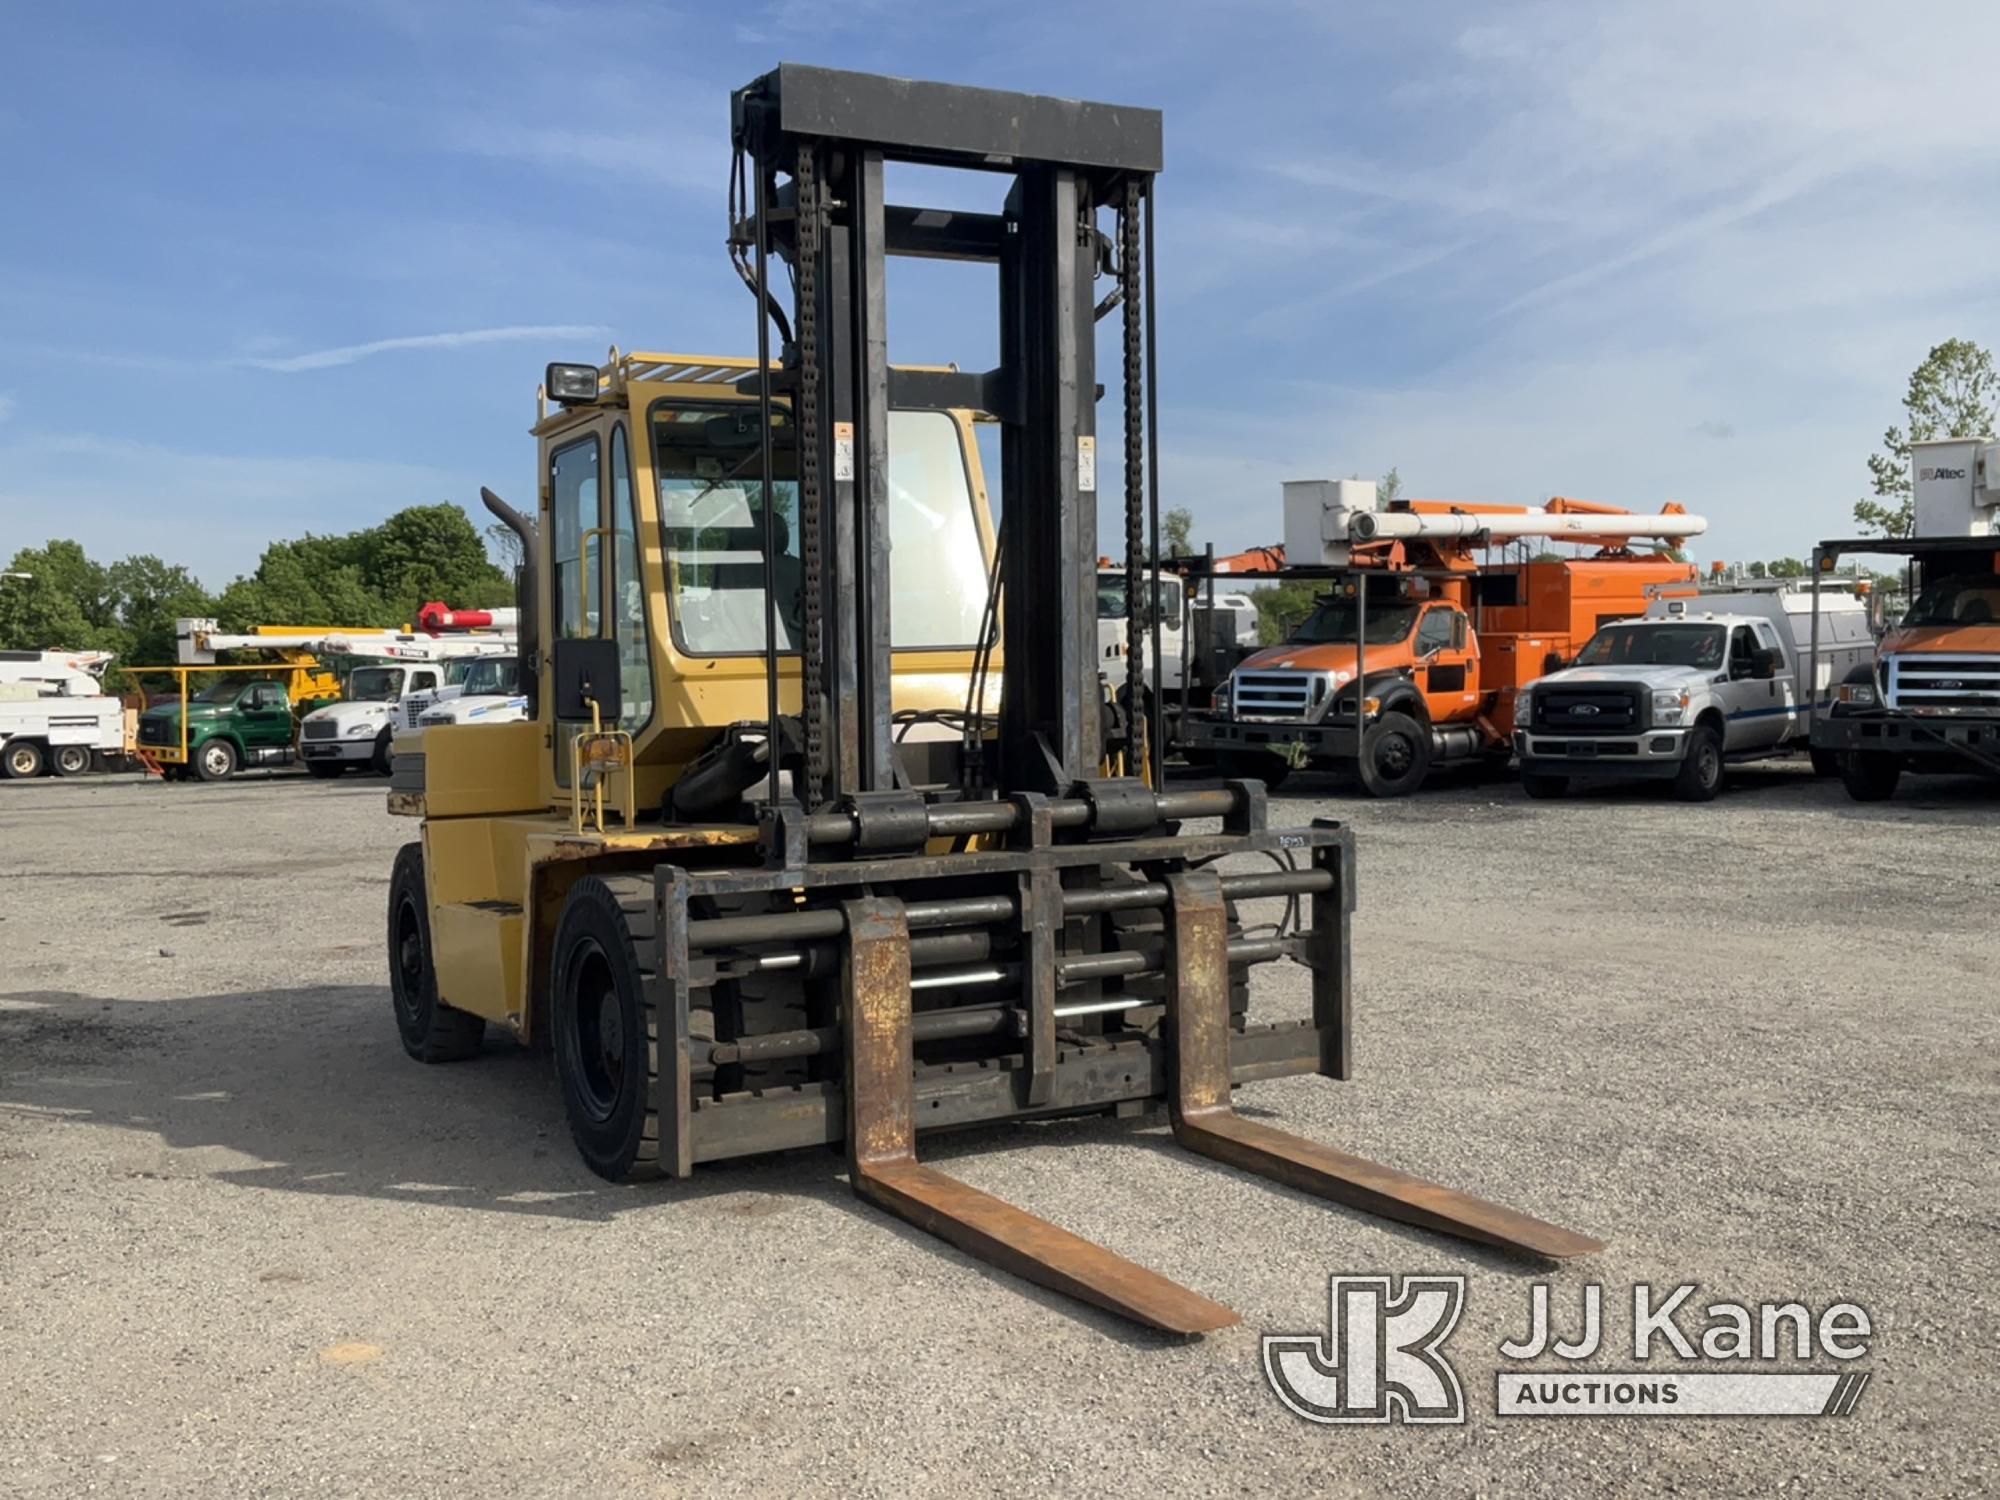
[{"xmin": 730, "ymin": 63, "xmax": 1163, "ymax": 806}]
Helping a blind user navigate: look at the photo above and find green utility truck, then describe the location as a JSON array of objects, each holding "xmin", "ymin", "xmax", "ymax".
[{"xmin": 136, "ymin": 678, "xmax": 299, "ymax": 781}]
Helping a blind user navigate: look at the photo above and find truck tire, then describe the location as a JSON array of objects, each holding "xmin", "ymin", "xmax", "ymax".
[
  {"xmin": 194, "ymin": 738, "xmax": 238, "ymax": 782},
  {"xmin": 50, "ymin": 745, "xmax": 92, "ymax": 777},
  {"xmin": 3, "ymin": 740, "xmax": 46, "ymax": 779},
  {"xmin": 305, "ymin": 760, "xmax": 345, "ymax": 780},
  {"xmin": 1672, "ymin": 725, "xmax": 1724, "ymax": 802},
  {"xmin": 1215, "ymin": 748, "xmax": 1291, "ymax": 792},
  {"xmin": 1520, "ymin": 771, "xmax": 1568, "ymax": 800},
  {"xmin": 387, "ymin": 842, "xmax": 486, "ymax": 1063},
  {"xmin": 551, "ymin": 874, "xmax": 662, "ymax": 1181},
  {"xmin": 1356, "ymin": 712, "xmax": 1431, "ymax": 798},
  {"xmin": 1808, "ymin": 747, "xmax": 1839, "ymax": 777},
  {"xmin": 1840, "ymin": 751, "xmax": 1902, "ymax": 803},
  {"xmin": 371, "ymin": 728, "xmax": 394, "ymax": 776}
]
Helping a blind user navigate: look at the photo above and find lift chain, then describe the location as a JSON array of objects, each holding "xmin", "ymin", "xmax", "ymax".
[
  {"xmin": 1120, "ymin": 179, "xmax": 1145, "ymax": 740},
  {"xmin": 795, "ymin": 142, "xmax": 827, "ymax": 799}
]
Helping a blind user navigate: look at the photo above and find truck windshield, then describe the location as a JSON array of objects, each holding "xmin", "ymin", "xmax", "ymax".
[
  {"xmin": 193, "ymin": 681, "xmax": 241, "ymax": 704},
  {"xmin": 656, "ymin": 402, "xmax": 987, "ymax": 655},
  {"xmin": 1288, "ymin": 597, "xmax": 1421, "ymax": 646},
  {"xmin": 1575, "ymin": 624, "xmax": 1725, "ymax": 669},
  {"xmin": 347, "ymin": 666, "xmax": 404, "ymax": 701},
  {"xmin": 1098, "ymin": 574, "xmax": 1183, "ymax": 626},
  {"xmin": 458, "ymin": 657, "xmax": 520, "ymax": 696},
  {"xmin": 1902, "ymin": 574, "xmax": 2000, "ymax": 628}
]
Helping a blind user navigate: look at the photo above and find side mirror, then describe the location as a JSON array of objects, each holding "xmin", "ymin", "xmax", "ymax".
[
  {"xmin": 1757, "ymin": 648, "xmax": 1780, "ymax": 679},
  {"xmin": 552, "ymin": 638, "xmax": 622, "ymax": 722}
]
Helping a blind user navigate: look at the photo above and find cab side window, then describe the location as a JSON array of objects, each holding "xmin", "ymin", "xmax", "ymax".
[
  {"xmin": 408, "ymin": 670, "xmax": 438, "ymax": 694},
  {"xmin": 1416, "ymin": 610, "xmax": 1453, "ymax": 654},
  {"xmin": 550, "ymin": 436, "xmax": 602, "ymax": 641},
  {"xmin": 248, "ymin": 685, "xmax": 287, "ymax": 711},
  {"xmin": 1729, "ymin": 626, "xmax": 1758, "ymax": 676}
]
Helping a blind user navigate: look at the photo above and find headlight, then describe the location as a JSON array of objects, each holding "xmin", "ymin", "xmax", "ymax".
[
  {"xmin": 1838, "ymin": 682, "xmax": 1878, "ymax": 708},
  {"xmin": 346, "ymin": 722, "xmax": 377, "ymax": 738},
  {"xmin": 1514, "ymin": 689, "xmax": 1532, "ymax": 721},
  {"xmin": 1212, "ymin": 680, "xmax": 1232, "ymax": 712},
  {"xmin": 1652, "ymin": 688, "xmax": 1690, "ymax": 725}
]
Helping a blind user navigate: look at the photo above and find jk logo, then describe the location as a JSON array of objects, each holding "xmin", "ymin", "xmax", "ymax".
[{"xmin": 1264, "ymin": 1275, "xmax": 1467, "ymax": 1425}]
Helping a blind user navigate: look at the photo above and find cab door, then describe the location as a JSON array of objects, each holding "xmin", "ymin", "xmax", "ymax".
[
  {"xmin": 1414, "ymin": 606, "xmax": 1479, "ymax": 721},
  {"xmin": 240, "ymin": 681, "xmax": 294, "ymax": 752},
  {"xmin": 1719, "ymin": 623, "xmax": 1784, "ymax": 750}
]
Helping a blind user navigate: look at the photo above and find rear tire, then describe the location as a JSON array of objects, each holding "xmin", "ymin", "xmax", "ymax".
[
  {"xmin": 194, "ymin": 738, "xmax": 238, "ymax": 782},
  {"xmin": 1356, "ymin": 711, "xmax": 1431, "ymax": 798},
  {"xmin": 50, "ymin": 745, "xmax": 92, "ymax": 777},
  {"xmin": 305, "ymin": 760, "xmax": 345, "ymax": 780},
  {"xmin": 1672, "ymin": 726, "xmax": 1724, "ymax": 802},
  {"xmin": 3, "ymin": 740, "xmax": 46, "ymax": 779},
  {"xmin": 1840, "ymin": 751, "xmax": 1902, "ymax": 803},
  {"xmin": 1520, "ymin": 771, "xmax": 1568, "ymax": 800},
  {"xmin": 388, "ymin": 842, "xmax": 486, "ymax": 1063},
  {"xmin": 1215, "ymin": 748, "xmax": 1291, "ymax": 792},
  {"xmin": 551, "ymin": 875, "xmax": 661, "ymax": 1182}
]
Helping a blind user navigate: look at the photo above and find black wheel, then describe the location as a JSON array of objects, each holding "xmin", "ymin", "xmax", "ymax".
[
  {"xmin": 551, "ymin": 875, "xmax": 662, "ymax": 1181},
  {"xmin": 3, "ymin": 740, "xmax": 45, "ymax": 779},
  {"xmin": 1840, "ymin": 751, "xmax": 1902, "ymax": 803},
  {"xmin": 194, "ymin": 738, "xmax": 238, "ymax": 782},
  {"xmin": 1215, "ymin": 748, "xmax": 1291, "ymax": 792},
  {"xmin": 305, "ymin": 760, "xmax": 345, "ymax": 780},
  {"xmin": 1808, "ymin": 747, "xmax": 1839, "ymax": 778},
  {"xmin": 162, "ymin": 764, "xmax": 190, "ymax": 783},
  {"xmin": 371, "ymin": 728, "xmax": 394, "ymax": 776},
  {"xmin": 1672, "ymin": 726, "xmax": 1724, "ymax": 802},
  {"xmin": 387, "ymin": 842, "xmax": 486, "ymax": 1063},
  {"xmin": 50, "ymin": 744, "xmax": 92, "ymax": 777},
  {"xmin": 1521, "ymin": 771, "xmax": 1568, "ymax": 800},
  {"xmin": 1356, "ymin": 711, "xmax": 1431, "ymax": 798}
]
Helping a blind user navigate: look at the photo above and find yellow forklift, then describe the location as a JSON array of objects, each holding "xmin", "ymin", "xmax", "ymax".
[{"xmin": 388, "ymin": 64, "xmax": 1601, "ymax": 1333}]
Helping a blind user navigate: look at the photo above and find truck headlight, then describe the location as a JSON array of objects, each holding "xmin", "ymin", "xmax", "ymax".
[
  {"xmin": 1652, "ymin": 688, "xmax": 1690, "ymax": 725},
  {"xmin": 1212, "ymin": 681, "xmax": 1232, "ymax": 712},
  {"xmin": 346, "ymin": 722, "xmax": 377, "ymax": 738},
  {"xmin": 1838, "ymin": 682, "xmax": 1877, "ymax": 708},
  {"xmin": 1514, "ymin": 690, "xmax": 1532, "ymax": 723}
]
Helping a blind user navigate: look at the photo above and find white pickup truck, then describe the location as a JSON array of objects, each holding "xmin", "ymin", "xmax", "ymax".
[
  {"xmin": 1513, "ymin": 585, "xmax": 1873, "ymax": 801},
  {"xmin": 0, "ymin": 650, "xmax": 127, "ymax": 778}
]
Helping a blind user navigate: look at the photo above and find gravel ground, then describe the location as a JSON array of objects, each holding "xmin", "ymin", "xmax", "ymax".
[{"xmin": 2, "ymin": 763, "xmax": 1996, "ymax": 1498}]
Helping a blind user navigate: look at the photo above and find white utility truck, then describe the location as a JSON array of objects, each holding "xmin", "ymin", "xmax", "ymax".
[
  {"xmin": 408, "ymin": 654, "xmax": 527, "ymax": 730},
  {"xmin": 0, "ymin": 650, "xmax": 128, "ymax": 778},
  {"xmin": 1514, "ymin": 582, "xmax": 1874, "ymax": 801},
  {"xmin": 298, "ymin": 641, "xmax": 515, "ymax": 778}
]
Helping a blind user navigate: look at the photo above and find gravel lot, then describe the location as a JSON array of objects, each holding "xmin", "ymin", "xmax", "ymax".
[{"xmin": 2, "ymin": 763, "xmax": 1996, "ymax": 1498}]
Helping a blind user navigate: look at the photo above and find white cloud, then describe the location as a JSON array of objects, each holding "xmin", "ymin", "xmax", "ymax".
[
  {"xmin": 0, "ymin": 393, "xmax": 14, "ymax": 422},
  {"xmin": 239, "ymin": 324, "xmax": 610, "ymax": 373}
]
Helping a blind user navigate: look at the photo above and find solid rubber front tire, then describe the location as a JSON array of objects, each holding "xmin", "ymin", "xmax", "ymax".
[
  {"xmin": 550, "ymin": 874, "xmax": 662, "ymax": 1182},
  {"xmin": 1840, "ymin": 751, "xmax": 1902, "ymax": 803},
  {"xmin": 1672, "ymin": 726, "xmax": 1724, "ymax": 802},
  {"xmin": 387, "ymin": 842, "xmax": 486, "ymax": 1063}
]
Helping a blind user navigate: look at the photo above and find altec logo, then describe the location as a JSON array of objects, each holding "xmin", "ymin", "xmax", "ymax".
[{"xmin": 1921, "ymin": 466, "xmax": 1967, "ymax": 481}]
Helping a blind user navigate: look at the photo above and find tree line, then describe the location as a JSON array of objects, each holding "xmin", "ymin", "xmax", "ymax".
[{"xmin": 0, "ymin": 504, "xmax": 512, "ymax": 689}]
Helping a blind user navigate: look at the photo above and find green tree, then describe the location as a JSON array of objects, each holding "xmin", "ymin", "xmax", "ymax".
[
  {"xmin": 106, "ymin": 555, "xmax": 215, "ymax": 673},
  {"xmin": 1159, "ymin": 506, "xmax": 1194, "ymax": 560},
  {"xmin": 1766, "ymin": 557, "xmax": 1807, "ymax": 579},
  {"xmin": 1856, "ymin": 338, "xmax": 2000, "ymax": 536},
  {"xmin": 1253, "ymin": 580, "xmax": 1320, "ymax": 646},
  {"xmin": 0, "ymin": 541, "xmax": 120, "ymax": 654},
  {"xmin": 1377, "ymin": 466, "xmax": 1403, "ymax": 505}
]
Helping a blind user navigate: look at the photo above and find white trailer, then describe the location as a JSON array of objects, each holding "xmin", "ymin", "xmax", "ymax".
[{"xmin": 0, "ymin": 650, "xmax": 128, "ymax": 778}]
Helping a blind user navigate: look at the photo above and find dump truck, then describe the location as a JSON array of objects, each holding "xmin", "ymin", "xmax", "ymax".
[
  {"xmin": 386, "ymin": 64, "xmax": 1600, "ymax": 1337},
  {"xmin": 1515, "ymin": 582, "xmax": 1873, "ymax": 800},
  {"xmin": 1183, "ymin": 479, "xmax": 1704, "ymax": 794},
  {"xmin": 1812, "ymin": 436, "xmax": 2000, "ymax": 800}
]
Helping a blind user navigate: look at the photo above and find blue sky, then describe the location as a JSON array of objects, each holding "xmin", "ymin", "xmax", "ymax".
[{"xmin": 4, "ymin": 0, "xmax": 1998, "ymax": 585}]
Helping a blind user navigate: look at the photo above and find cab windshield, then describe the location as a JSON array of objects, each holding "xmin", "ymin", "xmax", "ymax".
[
  {"xmin": 458, "ymin": 657, "xmax": 520, "ymax": 696},
  {"xmin": 1575, "ymin": 623, "xmax": 1725, "ymax": 669},
  {"xmin": 1902, "ymin": 573, "xmax": 2000, "ymax": 628},
  {"xmin": 1288, "ymin": 596, "xmax": 1421, "ymax": 646},
  {"xmin": 1098, "ymin": 573, "xmax": 1183, "ymax": 627},
  {"xmin": 193, "ymin": 681, "xmax": 242, "ymax": 704},
  {"xmin": 346, "ymin": 666, "xmax": 404, "ymax": 702},
  {"xmin": 655, "ymin": 402, "xmax": 988, "ymax": 655}
]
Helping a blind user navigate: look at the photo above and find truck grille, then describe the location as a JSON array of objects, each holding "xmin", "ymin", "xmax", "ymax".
[
  {"xmin": 1232, "ymin": 670, "xmax": 1321, "ymax": 721},
  {"xmin": 1885, "ymin": 655, "xmax": 2000, "ymax": 711},
  {"xmin": 138, "ymin": 718, "xmax": 173, "ymax": 746},
  {"xmin": 1536, "ymin": 686, "xmax": 1643, "ymax": 732},
  {"xmin": 301, "ymin": 720, "xmax": 338, "ymax": 741}
]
